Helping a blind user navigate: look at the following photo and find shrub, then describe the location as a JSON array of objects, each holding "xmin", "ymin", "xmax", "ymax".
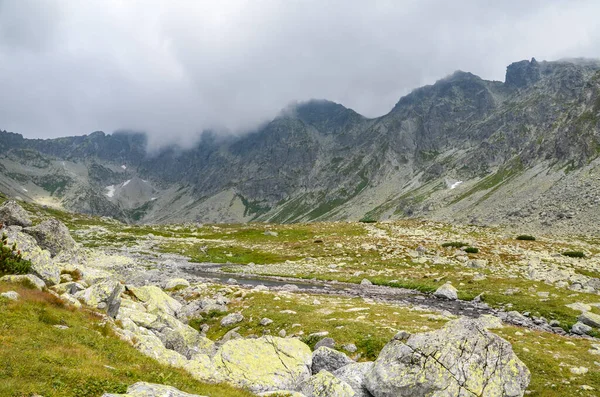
[
  {"xmin": 0, "ymin": 232, "xmax": 32, "ymax": 275},
  {"xmin": 359, "ymin": 217, "xmax": 377, "ymax": 223},
  {"xmin": 441, "ymin": 241, "xmax": 467, "ymax": 248},
  {"xmin": 516, "ymin": 235, "xmax": 536, "ymax": 241},
  {"xmin": 562, "ymin": 251, "xmax": 585, "ymax": 258},
  {"xmin": 464, "ymin": 247, "xmax": 479, "ymax": 254}
]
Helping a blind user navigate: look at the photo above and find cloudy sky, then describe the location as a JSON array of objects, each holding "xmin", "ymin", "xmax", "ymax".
[{"xmin": 0, "ymin": 0, "xmax": 599, "ymax": 147}]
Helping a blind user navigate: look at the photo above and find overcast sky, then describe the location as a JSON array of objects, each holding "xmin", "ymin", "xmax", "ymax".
[{"xmin": 0, "ymin": 0, "xmax": 599, "ymax": 148}]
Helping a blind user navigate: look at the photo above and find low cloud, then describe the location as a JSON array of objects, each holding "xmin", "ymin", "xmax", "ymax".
[{"xmin": 0, "ymin": 0, "xmax": 599, "ymax": 148}]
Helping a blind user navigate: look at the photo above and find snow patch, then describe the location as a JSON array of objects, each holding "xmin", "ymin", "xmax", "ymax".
[
  {"xmin": 21, "ymin": 187, "xmax": 28, "ymax": 192},
  {"xmin": 122, "ymin": 179, "xmax": 131, "ymax": 187},
  {"xmin": 105, "ymin": 185, "xmax": 116, "ymax": 198},
  {"xmin": 150, "ymin": 197, "xmax": 157, "ymax": 201},
  {"xmin": 450, "ymin": 181, "xmax": 463, "ymax": 190},
  {"xmin": 121, "ymin": 165, "xmax": 127, "ymax": 170}
]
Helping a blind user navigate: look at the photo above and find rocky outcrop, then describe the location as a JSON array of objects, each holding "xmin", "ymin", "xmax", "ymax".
[
  {"xmin": 127, "ymin": 285, "xmax": 183, "ymax": 317},
  {"xmin": 23, "ymin": 219, "xmax": 76, "ymax": 257},
  {"xmin": 311, "ymin": 346, "xmax": 354, "ymax": 374},
  {"xmin": 3, "ymin": 226, "xmax": 59, "ymax": 285},
  {"xmin": 74, "ymin": 279, "xmax": 124, "ymax": 318},
  {"xmin": 102, "ymin": 381, "xmax": 207, "ymax": 397},
  {"xmin": 333, "ymin": 362, "xmax": 374, "ymax": 397},
  {"xmin": 0, "ymin": 200, "xmax": 32, "ymax": 227},
  {"xmin": 364, "ymin": 318, "xmax": 530, "ymax": 397},
  {"xmin": 213, "ymin": 336, "xmax": 312, "ymax": 393}
]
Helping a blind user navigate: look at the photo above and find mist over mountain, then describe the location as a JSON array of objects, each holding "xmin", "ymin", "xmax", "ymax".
[{"xmin": 1, "ymin": 57, "xmax": 600, "ymax": 234}]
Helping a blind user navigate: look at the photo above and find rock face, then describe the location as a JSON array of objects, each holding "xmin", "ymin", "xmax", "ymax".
[
  {"xmin": 333, "ymin": 362, "xmax": 374, "ymax": 397},
  {"xmin": 364, "ymin": 318, "xmax": 530, "ymax": 397},
  {"xmin": 213, "ymin": 336, "xmax": 312, "ymax": 393},
  {"xmin": 102, "ymin": 381, "xmax": 207, "ymax": 397},
  {"xmin": 23, "ymin": 219, "xmax": 76, "ymax": 257},
  {"xmin": 0, "ymin": 200, "xmax": 32, "ymax": 227},
  {"xmin": 74, "ymin": 279, "xmax": 124, "ymax": 318},
  {"xmin": 312, "ymin": 346, "xmax": 354, "ymax": 374},
  {"xmin": 300, "ymin": 370, "xmax": 356, "ymax": 397},
  {"xmin": 127, "ymin": 285, "xmax": 182, "ymax": 317}
]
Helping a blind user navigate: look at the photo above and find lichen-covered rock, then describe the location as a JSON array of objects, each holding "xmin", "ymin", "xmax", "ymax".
[
  {"xmin": 183, "ymin": 354, "xmax": 224, "ymax": 384},
  {"xmin": 258, "ymin": 391, "xmax": 306, "ymax": 397},
  {"xmin": 364, "ymin": 318, "xmax": 530, "ymax": 397},
  {"xmin": 213, "ymin": 336, "xmax": 312, "ymax": 393},
  {"xmin": 300, "ymin": 370, "xmax": 356, "ymax": 397},
  {"xmin": 578, "ymin": 311, "xmax": 600, "ymax": 328},
  {"xmin": 433, "ymin": 282, "xmax": 458, "ymax": 300},
  {"xmin": 571, "ymin": 321, "xmax": 593, "ymax": 335},
  {"xmin": 0, "ymin": 201, "xmax": 32, "ymax": 227},
  {"xmin": 0, "ymin": 274, "xmax": 46, "ymax": 290},
  {"xmin": 220, "ymin": 312, "xmax": 244, "ymax": 326},
  {"xmin": 333, "ymin": 362, "xmax": 374, "ymax": 397},
  {"xmin": 164, "ymin": 278, "xmax": 190, "ymax": 290},
  {"xmin": 155, "ymin": 313, "xmax": 215, "ymax": 358},
  {"xmin": 102, "ymin": 381, "xmax": 207, "ymax": 397},
  {"xmin": 3, "ymin": 227, "xmax": 59, "ymax": 285},
  {"xmin": 127, "ymin": 285, "xmax": 182, "ymax": 317},
  {"xmin": 23, "ymin": 218, "xmax": 76, "ymax": 257},
  {"xmin": 74, "ymin": 279, "xmax": 124, "ymax": 317},
  {"xmin": 134, "ymin": 333, "xmax": 188, "ymax": 368},
  {"xmin": 312, "ymin": 346, "xmax": 354, "ymax": 374},
  {"xmin": 0, "ymin": 291, "xmax": 20, "ymax": 301}
]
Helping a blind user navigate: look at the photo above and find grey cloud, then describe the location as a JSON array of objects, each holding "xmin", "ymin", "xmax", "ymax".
[{"xmin": 0, "ymin": 0, "xmax": 598, "ymax": 148}]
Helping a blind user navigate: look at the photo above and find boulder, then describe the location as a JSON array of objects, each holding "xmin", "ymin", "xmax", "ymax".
[
  {"xmin": 300, "ymin": 370, "xmax": 356, "ymax": 397},
  {"xmin": 213, "ymin": 336, "xmax": 312, "ymax": 393},
  {"xmin": 0, "ymin": 201, "xmax": 32, "ymax": 227},
  {"xmin": 258, "ymin": 392, "xmax": 305, "ymax": 397},
  {"xmin": 164, "ymin": 278, "xmax": 190, "ymax": 290},
  {"xmin": 315, "ymin": 337, "xmax": 336, "ymax": 349},
  {"xmin": 134, "ymin": 332, "xmax": 188, "ymax": 368},
  {"xmin": 74, "ymin": 279, "xmax": 124, "ymax": 317},
  {"xmin": 127, "ymin": 285, "xmax": 182, "ymax": 317},
  {"xmin": 156, "ymin": 314, "xmax": 215, "ymax": 358},
  {"xmin": 571, "ymin": 321, "xmax": 593, "ymax": 335},
  {"xmin": 365, "ymin": 318, "xmax": 530, "ymax": 397},
  {"xmin": 433, "ymin": 282, "xmax": 458, "ymax": 300},
  {"xmin": 23, "ymin": 218, "xmax": 76, "ymax": 257},
  {"xmin": 102, "ymin": 381, "xmax": 207, "ymax": 397},
  {"xmin": 578, "ymin": 312, "xmax": 600, "ymax": 328},
  {"xmin": 220, "ymin": 312, "xmax": 244, "ymax": 327},
  {"xmin": 3, "ymin": 227, "xmax": 58, "ymax": 285},
  {"xmin": 183, "ymin": 354, "xmax": 224, "ymax": 384},
  {"xmin": 0, "ymin": 291, "xmax": 19, "ymax": 301},
  {"xmin": 312, "ymin": 346, "xmax": 354, "ymax": 374},
  {"xmin": 0, "ymin": 274, "xmax": 46, "ymax": 290},
  {"xmin": 333, "ymin": 362, "xmax": 374, "ymax": 397}
]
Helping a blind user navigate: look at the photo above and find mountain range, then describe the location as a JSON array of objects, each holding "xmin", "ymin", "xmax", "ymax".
[{"xmin": 1, "ymin": 57, "xmax": 600, "ymax": 233}]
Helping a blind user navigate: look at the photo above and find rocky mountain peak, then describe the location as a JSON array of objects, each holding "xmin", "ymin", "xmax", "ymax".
[{"xmin": 505, "ymin": 57, "xmax": 541, "ymax": 88}]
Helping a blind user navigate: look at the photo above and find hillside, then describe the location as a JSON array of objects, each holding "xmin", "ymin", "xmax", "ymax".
[{"xmin": 1, "ymin": 58, "xmax": 600, "ymax": 233}]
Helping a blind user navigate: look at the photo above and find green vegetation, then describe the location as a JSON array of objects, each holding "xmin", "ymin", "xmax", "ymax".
[
  {"xmin": 561, "ymin": 251, "xmax": 585, "ymax": 258},
  {"xmin": 0, "ymin": 232, "xmax": 32, "ymax": 275},
  {"xmin": 464, "ymin": 246, "xmax": 479, "ymax": 254},
  {"xmin": 516, "ymin": 235, "xmax": 536, "ymax": 241},
  {"xmin": 0, "ymin": 283, "xmax": 254, "ymax": 397}
]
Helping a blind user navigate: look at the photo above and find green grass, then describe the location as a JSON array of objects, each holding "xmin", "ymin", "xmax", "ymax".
[
  {"xmin": 561, "ymin": 251, "xmax": 585, "ymax": 258},
  {"xmin": 464, "ymin": 246, "xmax": 479, "ymax": 254},
  {"xmin": 516, "ymin": 235, "xmax": 536, "ymax": 241},
  {"xmin": 0, "ymin": 282, "xmax": 255, "ymax": 397},
  {"xmin": 441, "ymin": 241, "xmax": 468, "ymax": 248}
]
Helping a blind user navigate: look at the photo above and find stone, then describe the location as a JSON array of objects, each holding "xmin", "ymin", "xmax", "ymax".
[
  {"xmin": 127, "ymin": 285, "xmax": 182, "ymax": 317},
  {"xmin": 23, "ymin": 218, "xmax": 76, "ymax": 257},
  {"xmin": 364, "ymin": 317, "xmax": 530, "ymax": 397},
  {"xmin": 3, "ymin": 227, "xmax": 59, "ymax": 285},
  {"xmin": 342, "ymin": 344, "xmax": 357, "ymax": 353},
  {"xmin": 0, "ymin": 291, "xmax": 19, "ymax": 301},
  {"xmin": 333, "ymin": 362, "xmax": 374, "ymax": 397},
  {"xmin": 572, "ymin": 321, "xmax": 593, "ymax": 335},
  {"xmin": 578, "ymin": 312, "xmax": 600, "ymax": 328},
  {"xmin": 134, "ymin": 332, "xmax": 189, "ymax": 368},
  {"xmin": 0, "ymin": 274, "xmax": 46, "ymax": 290},
  {"xmin": 312, "ymin": 346, "xmax": 354, "ymax": 374},
  {"xmin": 570, "ymin": 366, "xmax": 589, "ymax": 375},
  {"xmin": 260, "ymin": 317, "xmax": 274, "ymax": 326},
  {"xmin": 300, "ymin": 370, "xmax": 355, "ymax": 397},
  {"xmin": 0, "ymin": 201, "xmax": 32, "ymax": 227},
  {"xmin": 315, "ymin": 337, "xmax": 336, "ymax": 349},
  {"xmin": 74, "ymin": 279, "xmax": 124, "ymax": 318},
  {"xmin": 264, "ymin": 231, "xmax": 279, "ymax": 237},
  {"xmin": 183, "ymin": 354, "xmax": 224, "ymax": 384},
  {"xmin": 60, "ymin": 293, "xmax": 82, "ymax": 308},
  {"xmin": 433, "ymin": 282, "xmax": 458, "ymax": 300},
  {"xmin": 506, "ymin": 310, "xmax": 528, "ymax": 326},
  {"xmin": 566, "ymin": 302, "xmax": 592, "ymax": 312},
  {"xmin": 257, "ymin": 392, "xmax": 305, "ymax": 397},
  {"xmin": 360, "ymin": 279, "xmax": 372, "ymax": 286},
  {"xmin": 164, "ymin": 278, "xmax": 190, "ymax": 290},
  {"xmin": 102, "ymin": 381, "xmax": 207, "ymax": 397},
  {"xmin": 213, "ymin": 336, "xmax": 312, "ymax": 393},
  {"xmin": 221, "ymin": 312, "xmax": 244, "ymax": 326}
]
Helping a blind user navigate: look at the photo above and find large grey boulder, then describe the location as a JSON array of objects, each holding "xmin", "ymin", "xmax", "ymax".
[
  {"xmin": 213, "ymin": 336, "xmax": 312, "ymax": 393},
  {"xmin": 0, "ymin": 200, "xmax": 32, "ymax": 227},
  {"xmin": 300, "ymin": 370, "xmax": 356, "ymax": 397},
  {"xmin": 364, "ymin": 318, "xmax": 530, "ymax": 397},
  {"xmin": 333, "ymin": 362, "xmax": 374, "ymax": 397},
  {"xmin": 102, "ymin": 381, "xmax": 207, "ymax": 396},
  {"xmin": 74, "ymin": 279, "xmax": 124, "ymax": 318},
  {"xmin": 0, "ymin": 274, "xmax": 46, "ymax": 290},
  {"xmin": 3, "ymin": 227, "xmax": 59, "ymax": 285},
  {"xmin": 312, "ymin": 346, "xmax": 354, "ymax": 374},
  {"xmin": 127, "ymin": 285, "xmax": 182, "ymax": 317},
  {"xmin": 23, "ymin": 218, "xmax": 76, "ymax": 257},
  {"xmin": 578, "ymin": 312, "xmax": 600, "ymax": 328},
  {"xmin": 433, "ymin": 282, "xmax": 458, "ymax": 300}
]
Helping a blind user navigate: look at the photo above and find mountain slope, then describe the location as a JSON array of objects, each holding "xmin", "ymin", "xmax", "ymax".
[{"xmin": 1, "ymin": 58, "xmax": 600, "ymax": 233}]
